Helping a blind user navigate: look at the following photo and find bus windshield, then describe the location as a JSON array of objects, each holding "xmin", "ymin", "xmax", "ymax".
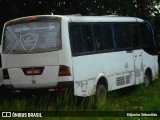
[{"xmin": 3, "ymin": 21, "xmax": 61, "ymax": 54}]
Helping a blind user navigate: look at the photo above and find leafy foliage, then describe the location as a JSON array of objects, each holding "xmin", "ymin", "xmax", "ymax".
[
  {"xmin": 0, "ymin": 79, "xmax": 160, "ymax": 120},
  {"xmin": 0, "ymin": 0, "xmax": 159, "ymax": 41},
  {"xmin": 0, "ymin": 0, "xmax": 159, "ymax": 18}
]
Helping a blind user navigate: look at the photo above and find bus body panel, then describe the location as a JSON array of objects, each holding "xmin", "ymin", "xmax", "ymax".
[
  {"xmin": 2, "ymin": 52, "xmax": 59, "ymax": 69},
  {"xmin": 2, "ymin": 52, "xmax": 60, "ymax": 88},
  {"xmin": 73, "ymin": 51, "xmax": 135, "ymax": 97},
  {"xmin": 133, "ymin": 50, "xmax": 144, "ymax": 85},
  {"xmin": 57, "ymin": 19, "xmax": 74, "ymax": 82},
  {"xmin": 8, "ymin": 66, "xmax": 59, "ymax": 88},
  {"xmin": 142, "ymin": 50, "xmax": 158, "ymax": 80}
]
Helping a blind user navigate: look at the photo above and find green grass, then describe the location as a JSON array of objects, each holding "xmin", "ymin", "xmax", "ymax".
[{"xmin": 0, "ymin": 79, "xmax": 160, "ymax": 120}]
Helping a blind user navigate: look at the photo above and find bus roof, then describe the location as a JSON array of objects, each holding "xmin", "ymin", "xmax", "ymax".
[
  {"xmin": 67, "ymin": 15, "xmax": 144, "ymax": 22},
  {"xmin": 5, "ymin": 15, "xmax": 144, "ymax": 25}
]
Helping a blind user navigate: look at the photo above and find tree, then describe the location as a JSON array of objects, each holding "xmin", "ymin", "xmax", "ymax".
[{"xmin": 0, "ymin": 0, "xmax": 159, "ymax": 33}]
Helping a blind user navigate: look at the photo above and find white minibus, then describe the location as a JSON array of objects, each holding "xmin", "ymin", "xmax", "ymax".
[{"xmin": 1, "ymin": 15, "xmax": 158, "ymax": 99}]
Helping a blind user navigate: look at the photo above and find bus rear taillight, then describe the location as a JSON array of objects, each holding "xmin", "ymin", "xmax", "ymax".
[
  {"xmin": 58, "ymin": 65, "xmax": 71, "ymax": 76},
  {"xmin": 3, "ymin": 69, "xmax": 10, "ymax": 79}
]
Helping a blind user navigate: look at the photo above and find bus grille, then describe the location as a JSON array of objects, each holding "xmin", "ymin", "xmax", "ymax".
[
  {"xmin": 126, "ymin": 75, "xmax": 130, "ymax": 84},
  {"xmin": 116, "ymin": 76, "xmax": 125, "ymax": 86},
  {"xmin": 116, "ymin": 75, "xmax": 130, "ymax": 86}
]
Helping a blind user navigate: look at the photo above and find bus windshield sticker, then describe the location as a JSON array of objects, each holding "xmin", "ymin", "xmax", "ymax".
[
  {"xmin": 15, "ymin": 26, "xmax": 30, "ymax": 33},
  {"xmin": 32, "ymin": 23, "xmax": 55, "ymax": 30},
  {"xmin": 4, "ymin": 22, "xmax": 61, "ymax": 53},
  {"xmin": 20, "ymin": 33, "xmax": 38, "ymax": 51},
  {"xmin": 4, "ymin": 27, "xmax": 20, "ymax": 53}
]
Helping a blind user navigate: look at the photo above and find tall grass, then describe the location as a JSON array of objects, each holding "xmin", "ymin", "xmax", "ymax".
[{"xmin": 0, "ymin": 79, "xmax": 160, "ymax": 119}]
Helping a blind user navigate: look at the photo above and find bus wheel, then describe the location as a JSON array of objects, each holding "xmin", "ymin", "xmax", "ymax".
[
  {"xmin": 96, "ymin": 84, "xmax": 107, "ymax": 105},
  {"xmin": 144, "ymin": 72, "xmax": 151, "ymax": 86}
]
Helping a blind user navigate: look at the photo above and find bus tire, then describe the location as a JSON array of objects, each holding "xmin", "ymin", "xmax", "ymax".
[
  {"xmin": 144, "ymin": 71, "xmax": 151, "ymax": 86},
  {"xmin": 96, "ymin": 84, "xmax": 107, "ymax": 105}
]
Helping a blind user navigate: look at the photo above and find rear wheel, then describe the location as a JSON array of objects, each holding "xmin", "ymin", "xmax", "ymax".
[
  {"xmin": 96, "ymin": 84, "xmax": 107, "ymax": 105},
  {"xmin": 144, "ymin": 71, "xmax": 151, "ymax": 86}
]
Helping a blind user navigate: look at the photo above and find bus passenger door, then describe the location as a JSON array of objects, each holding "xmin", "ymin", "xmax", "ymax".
[
  {"xmin": 130, "ymin": 24, "xmax": 143, "ymax": 84},
  {"xmin": 133, "ymin": 50, "xmax": 143, "ymax": 84}
]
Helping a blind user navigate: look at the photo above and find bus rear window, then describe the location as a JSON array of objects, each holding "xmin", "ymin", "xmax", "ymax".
[{"xmin": 3, "ymin": 22, "xmax": 61, "ymax": 54}]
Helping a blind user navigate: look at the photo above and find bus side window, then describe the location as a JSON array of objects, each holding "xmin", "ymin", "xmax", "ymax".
[
  {"xmin": 139, "ymin": 23, "xmax": 155, "ymax": 55},
  {"xmin": 69, "ymin": 24, "xmax": 85, "ymax": 54},
  {"xmin": 93, "ymin": 24, "xmax": 104, "ymax": 51},
  {"xmin": 129, "ymin": 24, "xmax": 140, "ymax": 49},
  {"xmin": 101, "ymin": 25, "xmax": 114, "ymax": 50},
  {"xmin": 93, "ymin": 24, "xmax": 113, "ymax": 51},
  {"xmin": 113, "ymin": 24, "xmax": 131, "ymax": 49},
  {"xmin": 81, "ymin": 25, "xmax": 94, "ymax": 52}
]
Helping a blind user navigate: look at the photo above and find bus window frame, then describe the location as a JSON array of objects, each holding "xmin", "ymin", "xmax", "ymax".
[
  {"xmin": 129, "ymin": 23, "xmax": 141, "ymax": 50},
  {"xmin": 69, "ymin": 22, "xmax": 115, "ymax": 57},
  {"xmin": 111, "ymin": 23, "xmax": 133, "ymax": 51},
  {"xmin": 69, "ymin": 21, "xmax": 158, "ymax": 57},
  {"xmin": 139, "ymin": 22, "xmax": 157, "ymax": 55}
]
